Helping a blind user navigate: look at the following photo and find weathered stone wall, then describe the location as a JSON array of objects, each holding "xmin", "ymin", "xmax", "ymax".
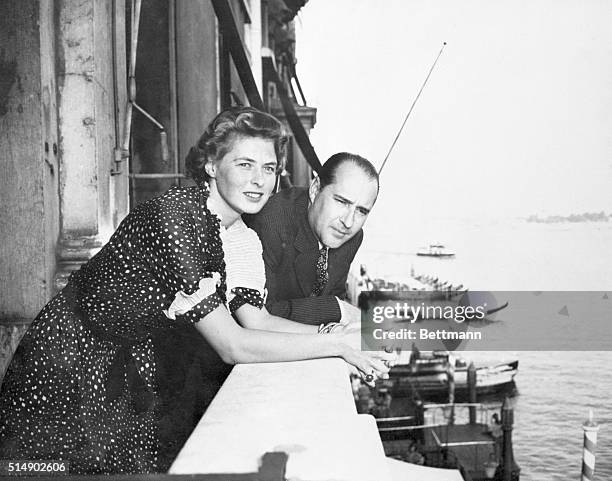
[
  {"xmin": 0, "ymin": 0, "xmax": 125, "ymax": 379},
  {"xmin": 54, "ymin": 0, "xmax": 123, "ymax": 291},
  {"xmin": 0, "ymin": 0, "xmax": 60, "ymax": 379},
  {"xmin": 0, "ymin": 325, "xmax": 29, "ymax": 384}
]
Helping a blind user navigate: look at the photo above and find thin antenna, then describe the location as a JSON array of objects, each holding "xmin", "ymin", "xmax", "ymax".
[{"xmin": 379, "ymin": 42, "xmax": 447, "ymax": 175}]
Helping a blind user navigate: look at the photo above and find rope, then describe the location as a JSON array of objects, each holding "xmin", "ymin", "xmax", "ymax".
[{"xmin": 379, "ymin": 42, "xmax": 447, "ymax": 175}]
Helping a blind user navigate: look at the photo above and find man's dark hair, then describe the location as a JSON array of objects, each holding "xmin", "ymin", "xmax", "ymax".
[{"xmin": 318, "ymin": 152, "xmax": 379, "ymax": 192}]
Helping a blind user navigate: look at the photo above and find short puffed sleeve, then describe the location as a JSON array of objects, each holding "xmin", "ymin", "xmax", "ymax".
[
  {"xmin": 220, "ymin": 219, "xmax": 267, "ymax": 315},
  {"xmin": 132, "ymin": 187, "xmax": 226, "ymax": 323}
]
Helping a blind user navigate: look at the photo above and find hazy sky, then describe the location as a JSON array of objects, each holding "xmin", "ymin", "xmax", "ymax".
[{"xmin": 295, "ymin": 0, "xmax": 612, "ymax": 220}]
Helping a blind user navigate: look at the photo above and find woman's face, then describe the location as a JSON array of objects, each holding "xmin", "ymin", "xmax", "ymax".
[{"xmin": 207, "ymin": 135, "xmax": 278, "ymax": 219}]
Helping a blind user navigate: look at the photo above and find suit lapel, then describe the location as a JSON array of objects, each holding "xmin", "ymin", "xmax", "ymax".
[
  {"xmin": 325, "ymin": 248, "xmax": 338, "ymax": 295},
  {"xmin": 293, "ymin": 196, "xmax": 319, "ymax": 297}
]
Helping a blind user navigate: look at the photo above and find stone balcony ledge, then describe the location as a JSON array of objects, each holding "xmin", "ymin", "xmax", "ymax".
[{"xmin": 169, "ymin": 358, "xmax": 392, "ymax": 480}]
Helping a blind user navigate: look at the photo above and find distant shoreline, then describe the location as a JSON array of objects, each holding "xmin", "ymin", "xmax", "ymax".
[{"xmin": 526, "ymin": 212, "xmax": 611, "ymax": 223}]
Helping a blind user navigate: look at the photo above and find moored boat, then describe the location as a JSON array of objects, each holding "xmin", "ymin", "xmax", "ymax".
[
  {"xmin": 383, "ymin": 351, "xmax": 519, "ymax": 401},
  {"xmin": 417, "ymin": 244, "xmax": 456, "ymax": 258}
]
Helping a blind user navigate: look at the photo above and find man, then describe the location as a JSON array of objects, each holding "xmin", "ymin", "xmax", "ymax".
[{"xmin": 246, "ymin": 152, "xmax": 379, "ymax": 325}]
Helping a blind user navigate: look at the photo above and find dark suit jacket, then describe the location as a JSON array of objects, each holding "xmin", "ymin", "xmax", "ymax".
[{"xmin": 245, "ymin": 187, "xmax": 363, "ymax": 324}]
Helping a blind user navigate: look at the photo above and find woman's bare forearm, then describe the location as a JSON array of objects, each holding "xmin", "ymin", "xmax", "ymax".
[
  {"xmin": 236, "ymin": 304, "xmax": 319, "ymax": 334},
  {"xmin": 232, "ymin": 328, "xmax": 345, "ymax": 364},
  {"xmin": 195, "ymin": 305, "xmax": 345, "ymax": 364},
  {"xmin": 194, "ymin": 304, "xmax": 391, "ymax": 386}
]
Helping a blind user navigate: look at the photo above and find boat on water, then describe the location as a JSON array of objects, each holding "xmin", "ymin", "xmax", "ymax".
[
  {"xmin": 375, "ymin": 401, "xmax": 520, "ymax": 481},
  {"xmin": 350, "ymin": 266, "xmax": 510, "ymax": 321},
  {"xmin": 417, "ymin": 244, "xmax": 456, "ymax": 258},
  {"xmin": 351, "ymin": 266, "xmax": 468, "ymax": 303},
  {"xmin": 359, "ymin": 374, "xmax": 521, "ymax": 480},
  {"xmin": 383, "ymin": 351, "xmax": 519, "ymax": 400},
  {"xmin": 353, "ymin": 350, "xmax": 520, "ymax": 479}
]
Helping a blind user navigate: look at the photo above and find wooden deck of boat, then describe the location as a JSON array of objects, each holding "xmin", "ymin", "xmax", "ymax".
[{"xmin": 424, "ymin": 423, "xmax": 498, "ymax": 480}]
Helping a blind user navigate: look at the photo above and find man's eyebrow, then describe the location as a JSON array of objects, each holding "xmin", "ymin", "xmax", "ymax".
[
  {"xmin": 333, "ymin": 194, "xmax": 354, "ymax": 204},
  {"xmin": 333, "ymin": 194, "xmax": 372, "ymax": 214},
  {"xmin": 334, "ymin": 194, "xmax": 365, "ymax": 208},
  {"xmin": 355, "ymin": 204, "xmax": 371, "ymax": 214}
]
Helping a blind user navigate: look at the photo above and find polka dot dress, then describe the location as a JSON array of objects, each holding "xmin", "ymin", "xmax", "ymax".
[{"xmin": 0, "ymin": 185, "xmax": 237, "ymax": 474}]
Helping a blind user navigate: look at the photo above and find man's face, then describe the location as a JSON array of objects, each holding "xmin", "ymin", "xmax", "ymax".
[{"xmin": 307, "ymin": 163, "xmax": 378, "ymax": 249}]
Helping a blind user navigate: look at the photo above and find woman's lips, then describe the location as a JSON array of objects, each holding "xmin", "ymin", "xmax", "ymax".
[{"xmin": 243, "ymin": 191, "xmax": 264, "ymax": 201}]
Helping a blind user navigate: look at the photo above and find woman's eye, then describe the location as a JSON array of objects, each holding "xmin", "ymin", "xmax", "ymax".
[
  {"xmin": 238, "ymin": 162, "xmax": 252, "ymax": 168},
  {"xmin": 264, "ymin": 166, "xmax": 276, "ymax": 173}
]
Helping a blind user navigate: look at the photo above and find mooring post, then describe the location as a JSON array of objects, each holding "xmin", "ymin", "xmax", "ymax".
[
  {"xmin": 502, "ymin": 398, "xmax": 513, "ymax": 481},
  {"xmin": 447, "ymin": 354, "xmax": 455, "ymax": 425},
  {"xmin": 495, "ymin": 397, "xmax": 520, "ymax": 481},
  {"xmin": 468, "ymin": 361, "xmax": 477, "ymax": 424},
  {"xmin": 581, "ymin": 410, "xmax": 599, "ymax": 481},
  {"xmin": 415, "ymin": 399, "xmax": 425, "ymax": 444}
]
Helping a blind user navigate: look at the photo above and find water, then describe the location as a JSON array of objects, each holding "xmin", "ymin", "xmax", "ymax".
[{"xmin": 357, "ymin": 217, "xmax": 612, "ymax": 480}]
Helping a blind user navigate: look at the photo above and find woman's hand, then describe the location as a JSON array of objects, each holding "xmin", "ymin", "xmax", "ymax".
[
  {"xmin": 196, "ymin": 305, "xmax": 397, "ymax": 374},
  {"xmin": 336, "ymin": 327, "xmax": 398, "ymax": 387}
]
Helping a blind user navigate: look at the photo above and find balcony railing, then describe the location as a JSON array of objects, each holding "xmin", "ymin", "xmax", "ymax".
[{"xmin": 169, "ymin": 358, "xmax": 393, "ymax": 480}]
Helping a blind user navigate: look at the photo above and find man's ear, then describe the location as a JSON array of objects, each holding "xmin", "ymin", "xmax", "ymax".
[
  {"xmin": 308, "ymin": 176, "xmax": 321, "ymax": 203},
  {"xmin": 205, "ymin": 160, "xmax": 216, "ymax": 179}
]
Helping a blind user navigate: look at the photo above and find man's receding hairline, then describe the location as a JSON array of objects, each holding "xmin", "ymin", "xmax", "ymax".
[{"xmin": 325, "ymin": 161, "xmax": 379, "ymax": 188}]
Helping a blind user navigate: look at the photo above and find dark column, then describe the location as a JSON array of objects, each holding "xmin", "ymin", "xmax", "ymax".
[
  {"xmin": 176, "ymin": 0, "xmax": 219, "ymax": 169},
  {"xmin": 495, "ymin": 397, "xmax": 521, "ymax": 481},
  {"xmin": 468, "ymin": 361, "xmax": 477, "ymax": 423}
]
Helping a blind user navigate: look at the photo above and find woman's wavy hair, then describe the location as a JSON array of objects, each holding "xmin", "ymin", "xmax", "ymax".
[{"xmin": 185, "ymin": 106, "xmax": 288, "ymax": 186}]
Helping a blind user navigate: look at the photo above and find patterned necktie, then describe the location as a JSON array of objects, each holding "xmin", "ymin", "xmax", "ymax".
[{"xmin": 311, "ymin": 246, "xmax": 329, "ymax": 296}]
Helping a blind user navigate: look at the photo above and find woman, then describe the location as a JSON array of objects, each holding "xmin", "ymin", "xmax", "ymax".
[{"xmin": 0, "ymin": 107, "xmax": 393, "ymax": 474}]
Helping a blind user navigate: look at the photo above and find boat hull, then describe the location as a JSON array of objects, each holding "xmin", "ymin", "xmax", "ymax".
[
  {"xmin": 385, "ymin": 360, "xmax": 519, "ymax": 400},
  {"xmin": 388, "ymin": 378, "xmax": 518, "ymax": 401}
]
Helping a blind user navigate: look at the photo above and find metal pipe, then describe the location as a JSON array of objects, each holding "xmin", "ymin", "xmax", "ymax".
[
  {"xmin": 129, "ymin": 173, "xmax": 186, "ymax": 179},
  {"xmin": 129, "ymin": 0, "xmax": 142, "ymax": 82},
  {"xmin": 423, "ymin": 402, "xmax": 483, "ymax": 409},
  {"xmin": 121, "ymin": 102, "xmax": 133, "ymax": 153},
  {"xmin": 130, "ymin": 103, "xmax": 169, "ymax": 163},
  {"xmin": 121, "ymin": 0, "xmax": 142, "ymax": 154},
  {"xmin": 375, "ymin": 415, "xmax": 415, "ymax": 422},
  {"xmin": 111, "ymin": 0, "xmax": 129, "ymax": 178},
  {"xmin": 132, "ymin": 102, "xmax": 165, "ymax": 130},
  {"xmin": 121, "ymin": 0, "xmax": 170, "ymax": 166}
]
